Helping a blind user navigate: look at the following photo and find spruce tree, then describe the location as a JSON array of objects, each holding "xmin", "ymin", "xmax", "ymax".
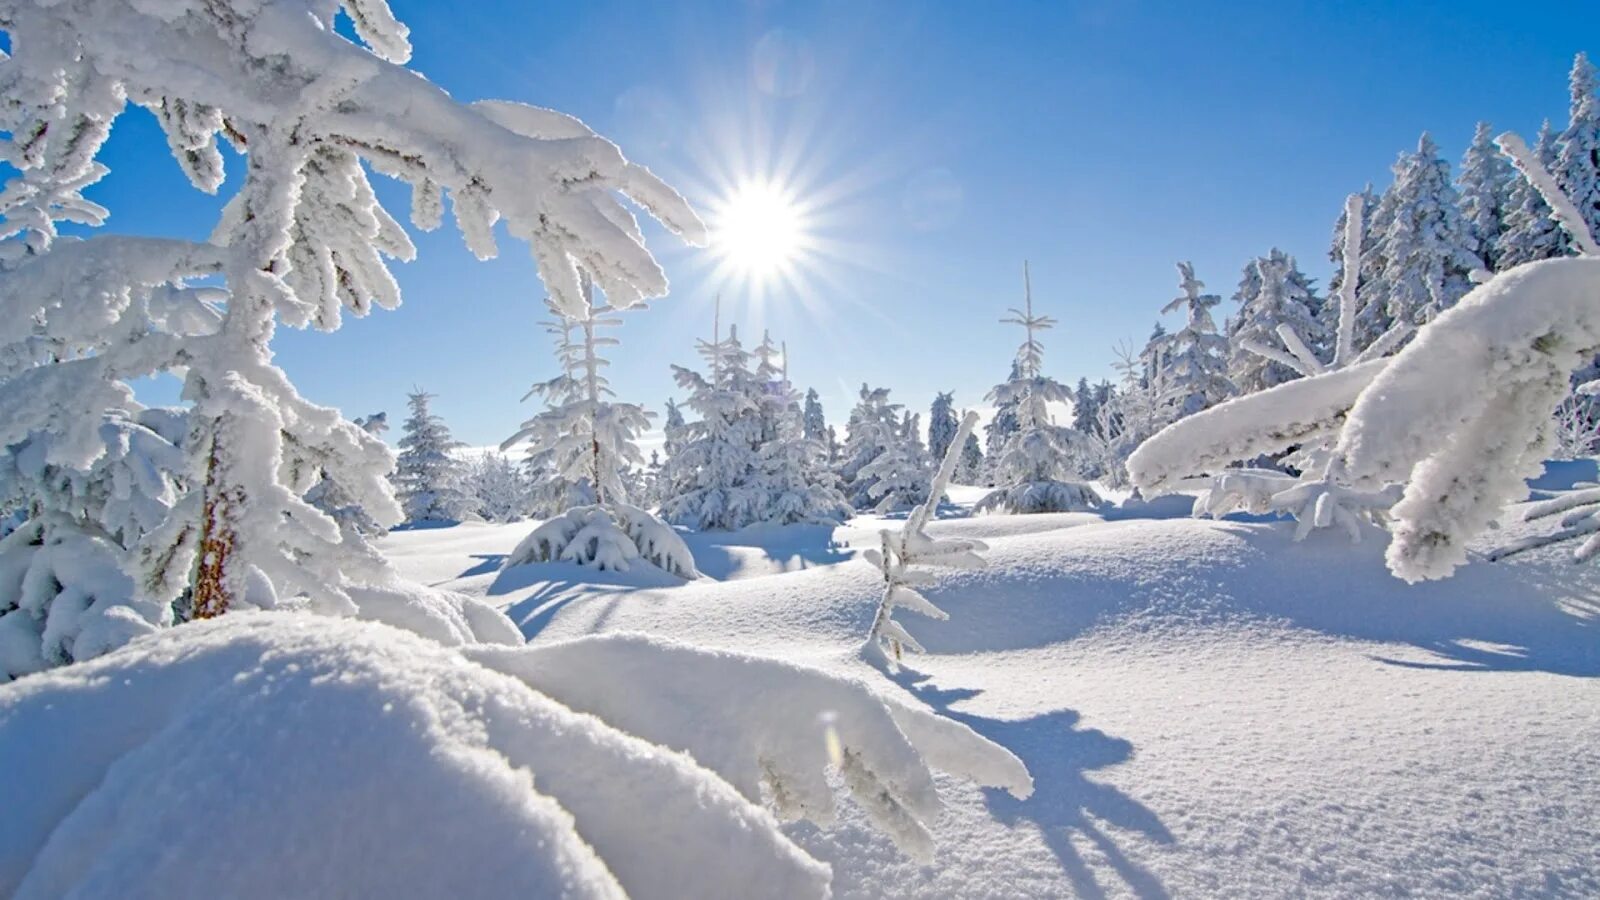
[
  {"xmin": 927, "ymin": 392, "xmax": 960, "ymax": 463},
  {"xmin": 1227, "ymin": 249, "xmax": 1324, "ymax": 393},
  {"xmin": 1498, "ymin": 120, "xmax": 1567, "ymax": 268},
  {"xmin": 1458, "ymin": 121, "xmax": 1514, "ymax": 271},
  {"xmin": 395, "ymin": 391, "xmax": 472, "ymax": 524},
  {"xmin": 1555, "ymin": 52, "xmax": 1600, "ymax": 251},
  {"xmin": 1156, "ymin": 262, "xmax": 1232, "ymax": 416},
  {"xmin": 802, "ymin": 388, "xmax": 827, "ymax": 443},
  {"xmin": 1370, "ymin": 133, "xmax": 1481, "ymax": 331}
]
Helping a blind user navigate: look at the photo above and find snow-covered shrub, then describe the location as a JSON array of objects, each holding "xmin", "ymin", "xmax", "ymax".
[
  {"xmin": 503, "ymin": 503, "xmax": 699, "ymax": 579},
  {"xmin": 0, "ymin": 0, "xmax": 704, "ymax": 622},
  {"xmin": 394, "ymin": 391, "xmax": 472, "ymax": 524},
  {"xmin": 864, "ymin": 412, "xmax": 990, "ymax": 665},
  {"xmin": 1335, "ymin": 131, "xmax": 1600, "ymax": 581},
  {"xmin": 461, "ymin": 451, "xmax": 534, "ymax": 523},
  {"xmin": 978, "ymin": 263, "xmax": 1102, "ymax": 514}
]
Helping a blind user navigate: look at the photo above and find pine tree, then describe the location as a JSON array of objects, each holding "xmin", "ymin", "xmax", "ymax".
[
  {"xmin": 751, "ymin": 331, "xmax": 851, "ymax": 523},
  {"xmin": 0, "ymin": 0, "xmax": 704, "ymax": 622},
  {"xmin": 1555, "ymin": 52, "xmax": 1600, "ymax": 251},
  {"xmin": 1370, "ymin": 133, "xmax": 1482, "ymax": 332},
  {"xmin": 1458, "ymin": 121, "xmax": 1514, "ymax": 271},
  {"xmin": 1156, "ymin": 262, "xmax": 1233, "ymax": 417},
  {"xmin": 927, "ymin": 392, "xmax": 960, "ymax": 463},
  {"xmin": 1072, "ymin": 378, "xmax": 1097, "ymax": 433},
  {"xmin": 395, "ymin": 391, "xmax": 471, "ymax": 524},
  {"xmin": 802, "ymin": 388, "xmax": 828, "ymax": 442},
  {"xmin": 956, "ymin": 431, "xmax": 984, "ymax": 484},
  {"xmin": 978, "ymin": 262, "xmax": 1101, "ymax": 514},
  {"xmin": 982, "ymin": 359, "xmax": 1023, "ymax": 481},
  {"xmin": 838, "ymin": 384, "xmax": 915, "ymax": 510},
  {"xmin": 1227, "ymin": 249, "xmax": 1325, "ymax": 393},
  {"xmin": 1498, "ymin": 120, "xmax": 1567, "ymax": 268}
]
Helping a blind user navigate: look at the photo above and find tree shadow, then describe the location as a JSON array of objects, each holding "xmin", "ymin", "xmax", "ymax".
[
  {"xmin": 682, "ymin": 523, "xmax": 853, "ymax": 579},
  {"xmin": 890, "ymin": 667, "xmax": 1173, "ymax": 899},
  {"xmin": 491, "ymin": 561, "xmax": 679, "ymax": 640},
  {"xmin": 456, "ymin": 553, "xmax": 505, "ymax": 579}
]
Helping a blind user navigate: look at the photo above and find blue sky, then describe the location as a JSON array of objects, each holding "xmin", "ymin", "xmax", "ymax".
[{"xmin": 96, "ymin": 0, "xmax": 1590, "ymax": 447}]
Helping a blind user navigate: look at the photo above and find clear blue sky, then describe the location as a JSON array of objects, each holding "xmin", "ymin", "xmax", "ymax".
[{"xmin": 93, "ymin": 0, "xmax": 1591, "ymax": 447}]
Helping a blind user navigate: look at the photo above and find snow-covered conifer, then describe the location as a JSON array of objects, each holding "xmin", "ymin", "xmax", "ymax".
[
  {"xmin": 982, "ymin": 360, "xmax": 1022, "ymax": 470},
  {"xmin": 977, "ymin": 263, "xmax": 1102, "ymax": 513},
  {"xmin": 1071, "ymin": 378, "xmax": 1097, "ymax": 433},
  {"xmin": 1458, "ymin": 121, "xmax": 1515, "ymax": 271},
  {"xmin": 927, "ymin": 392, "xmax": 960, "ymax": 463},
  {"xmin": 0, "ymin": 0, "xmax": 705, "ymax": 621},
  {"xmin": 802, "ymin": 388, "xmax": 828, "ymax": 443},
  {"xmin": 955, "ymin": 431, "xmax": 984, "ymax": 484},
  {"xmin": 1227, "ymin": 249, "xmax": 1326, "ymax": 393},
  {"xmin": 1554, "ymin": 53, "xmax": 1600, "ymax": 251},
  {"xmin": 837, "ymin": 384, "xmax": 929, "ymax": 511},
  {"xmin": 1370, "ymin": 133, "xmax": 1483, "ymax": 332},
  {"xmin": 462, "ymin": 452, "xmax": 533, "ymax": 523},
  {"xmin": 1131, "ymin": 194, "xmax": 1409, "ymax": 542},
  {"xmin": 1498, "ymin": 120, "xmax": 1568, "ymax": 268},
  {"xmin": 857, "ymin": 412, "xmax": 932, "ymax": 514},
  {"xmin": 1155, "ymin": 262, "xmax": 1233, "ymax": 416},
  {"xmin": 394, "ymin": 391, "xmax": 472, "ymax": 524}
]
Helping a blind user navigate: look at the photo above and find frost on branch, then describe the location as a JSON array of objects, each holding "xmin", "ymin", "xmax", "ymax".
[
  {"xmin": 0, "ymin": 615, "xmax": 830, "ymax": 899},
  {"xmin": 1336, "ymin": 132, "xmax": 1600, "ymax": 582},
  {"xmin": 469, "ymin": 630, "xmax": 1032, "ymax": 862},
  {"xmin": 864, "ymin": 412, "xmax": 990, "ymax": 667}
]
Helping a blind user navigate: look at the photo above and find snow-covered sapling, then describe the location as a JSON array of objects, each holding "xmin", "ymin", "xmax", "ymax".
[{"xmin": 863, "ymin": 411, "xmax": 988, "ymax": 666}]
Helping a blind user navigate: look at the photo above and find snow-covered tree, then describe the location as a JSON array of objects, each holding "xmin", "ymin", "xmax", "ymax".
[
  {"xmin": 955, "ymin": 430, "xmax": 984, "ymax": 484},
  {"xmin": 982, "ymin": 360, "xmax": 1022, "ymax": 471},
  {"xmin": 751, "ymin": 332, "xmax": 851, "ymax": 524},
  {"xmin": 500, "ymin": 277, "xmax": 695, "ymax": 577},
  {"xmin": 1071, "ymin": 378, "xmax": 1098, "ymax": 433},
  {"xmin": 864, "ymin": 411, "xmax": 988, "ymax": 667},
  {"xmin": 1130, "ymin": 194, "xmax": 1410, "ymax": 541},
  {"xmin": 1369, "ymin": 133, "xmax": 1483, "ymax": 333},
  {"xmin": 0, "ymin": 0, "xmax": 705, "ymax": 626},
  {"xmin": 927, "ymin": 392, "xmax": 960, "ymax": 463},
  {"xmin": 978, "ymin": 263, "xmax": 1101, "ymax": 513},
  {"xmin": 462, "ymin": 452, "xmax": 533, "ymax": 523},
  {"xmin": 802, "ymin": 388, "xmax": 828, "ymax": 443},
  {"xmin": 1338, "ymin": 130, "xmax": 1600, "ymax": 580},
  {"xmin": 394, "ymin": 391, "xmax": 472, "ymax": 524},
  {"xmin": 1498, "ymin": 120, "xmax": 1567, "ymax": 268},
  {"xmin": 837, "ymin": 384, "xmax": 929, "ymax": 512},
  {"xmin": 1227, "ymin": 249, "xmax": 1325, "ymax": 393},
  {"xmin": 1155, "ymin": 261, "xmax": 1233, "ymax": 416},
  {"xmin": 1554, "ymin": 52, "xmax": 1600, "ymax": 252},
  {"xmin": 1458, "ymin": 121, "xmax": 1515, "ymax": 272},
  {"xmin": 0, "ymin": 406, "xmax": 189, "ymax": 679}
]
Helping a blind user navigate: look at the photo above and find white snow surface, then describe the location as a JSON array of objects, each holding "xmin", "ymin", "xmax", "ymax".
[{"xmin": 380, "ymin": 488, "xmax": 1600, "ymax": 898}]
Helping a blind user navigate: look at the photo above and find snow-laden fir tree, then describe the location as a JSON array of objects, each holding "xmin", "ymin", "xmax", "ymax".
[
  {"xmin": 1227, "ymin": 249, "xmax": 1326, "ymax": 393},
  {"xmin": 982, "ymin": 359, "xmax": 1022, "ymax": 476},
  {"xmin": 501, "ymin": 278, "xmax": 695, "ymax": 577},
  {"xmin": 751, "ymin": 330, "xmax": 851, "ymax": 524},
  {"xmin": 659, "ymin": 324, "xmax": 763, "ymax": 530},
  {"xmin": 1072, "ymin": 378, "xmax": 1098, "ymax": 433},
  {"xmin": 1554, "ymin": 52, "xmax": 1600, "ymax": 252},
  {"xmin": 837, "ymin": 384, "xmax": 931, "ymax": 512},
  {"xmin": 1155, "ymin": 262, "xmax": 1233, "ymax": 417},
  {"xmin": 927, "ymin": 392, "xmax": 960, "ymax": 463},
  {"xmin": 462, "ymin": 452, "xmax": 533, "ymax": 523},
  {"xmin": 1498, "ymin": 120, "xmax": 1567, "ymax": 268},
  {"xmin": 394, "ymin": 391, "xmax": 472, "ymax": 524},
  {"xmin": 863, "ymin": 410, "xmax": 987, "ymax": 668},
  {"xmin": 977, "ymin": 263, "xmax": 1102, "ymax": 513},
  {"xmin": 802, "ymin": 388, "xmax": 828, "ymax": 443},
  {"xmin": 1458, "ymin": 121, "xmax": 1515, "ymax": 272},
  {"xmin": 1342, "ymin": 131, "xmax": 1600, "ymax": 581},
  {"xmin": 307, "ymin": 410, "xmax": 393, "ymax": 539},
  {"xmin": 0, "ymin": 405, "xmax": 189, "ymax": 680},
  {"xmin": 955, "ymin": 431, "xmax": 984, "ymax": 484},
  {"xmin": 0, "ymin": 0, "xmax": 705, "ymax": 626},
  {"xmin": 1369, "ymin": 133, "xmax": 1483, "ymax": 333},
  {"xmin": 1129, "ymin": 193, "xmax": 1426, "ymax": 542}
]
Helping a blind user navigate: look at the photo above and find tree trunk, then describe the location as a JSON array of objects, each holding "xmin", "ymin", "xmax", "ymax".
[{"xmin": 191, "ymin": 434, "xmax": 239, "ymax": 619}]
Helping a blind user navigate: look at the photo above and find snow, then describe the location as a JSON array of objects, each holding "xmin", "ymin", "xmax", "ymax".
[{"xmin": 372, "ymin": 485, "xmax": 1600, "ymax": 897}]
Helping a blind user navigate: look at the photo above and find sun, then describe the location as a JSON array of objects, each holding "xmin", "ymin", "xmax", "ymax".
[{"xmin": 711, "ymin": 179, "xmax": 807, "ymax": 280}]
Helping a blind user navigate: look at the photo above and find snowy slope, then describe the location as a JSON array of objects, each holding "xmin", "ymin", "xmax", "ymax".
[{"xmin": 383, "ymin": 490, "xmax": 1600, "ymax": 898}]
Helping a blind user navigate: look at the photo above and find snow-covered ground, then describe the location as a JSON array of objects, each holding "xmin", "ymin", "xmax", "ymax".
[{"xmin": 381, "ymin": 485, "xmax": 1600, "ymax": 898}]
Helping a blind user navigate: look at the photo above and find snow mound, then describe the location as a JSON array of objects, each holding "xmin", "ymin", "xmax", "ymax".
[
  {"xmin": 470, "ymin": 633, "xmax": 1031, "ymax": 860},
  {"xmin": 0, "ymin": 614, "xmax": 829, "ymax": 899}
]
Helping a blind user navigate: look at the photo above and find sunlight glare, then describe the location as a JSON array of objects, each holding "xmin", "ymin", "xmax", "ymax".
[{"xmin": 712, "ymin": 179, "xmax": 806, "ymax": 280}]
